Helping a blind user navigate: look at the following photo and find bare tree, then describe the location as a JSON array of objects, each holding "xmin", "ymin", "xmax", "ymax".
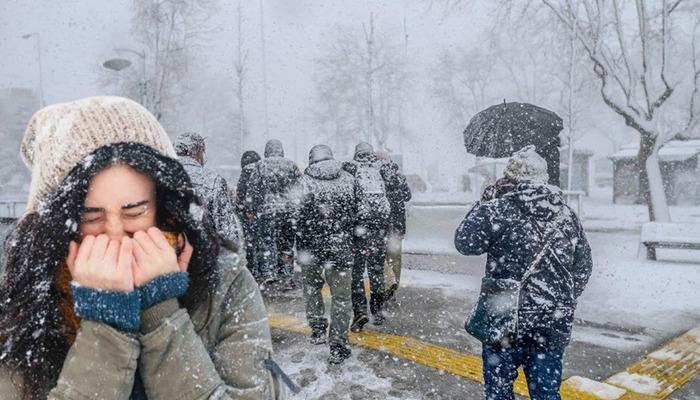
[
  {"xmin": 431, "ymin": 14, "xmax": 594, "ymax": 138},
  {"xmin": 312, "ymin": 17, "xmax": 412, "ymax": 155},
  {"xmin": 534, "ymin": 0, "xmax": 700, "ymax": 222},
  {"xmin": 100, "ymin": 0, "xmax": 214, "ymax": 126},
  {"xmin": 435, "ymin": 0, "xmax": 700, "ymax": 220},
  {"xmin": 432, "ymin": 45, "xmax": 497, "ymax": 131}
]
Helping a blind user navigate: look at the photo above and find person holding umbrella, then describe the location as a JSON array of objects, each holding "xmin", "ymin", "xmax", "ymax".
[
  {"xmin": 455, "ymin": 146, "xmax": 592, "ymax": 400},
  {"xmin": 463, "ymin": 101, "xmax": 563, "ymax": 186}
]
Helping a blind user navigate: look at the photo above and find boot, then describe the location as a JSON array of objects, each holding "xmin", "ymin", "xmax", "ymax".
[
  {"xmin": 309, "ymin": 328, "xmax": 327, "ymax": 345},
  {"xmin": 350, "ymin": 314, "xmax": 369, "ymax": 333},
  {"xmin": 372, "ymin": 311, "xmax": 385, "ymax": 326},
  {"xmin": 328, "ymin": 344, "xmax": 351, "ymax": 364},
  {"xmin": 385, "ymin": 283, "xmax": 398, "ymax": 303}
]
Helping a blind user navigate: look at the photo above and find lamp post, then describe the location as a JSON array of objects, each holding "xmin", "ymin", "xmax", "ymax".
[
  {"xmin": 21, "ymin": 32, "xmax": 44, "ymax": 106},
  {"xmin": 103, "ymin": 48, "xmax": 147, "ymax": 106}
]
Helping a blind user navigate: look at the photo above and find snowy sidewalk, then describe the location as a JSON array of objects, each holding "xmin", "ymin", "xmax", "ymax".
[{"xmin": 403, "ymin": 197, "xmax": 700, "ymax": 255}]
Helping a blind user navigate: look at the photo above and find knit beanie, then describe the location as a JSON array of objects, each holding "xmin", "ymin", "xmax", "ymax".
[
  {"xmin": 503, "ymin": 145, "xmax": 549, "ymax": 183},
  {"xmin": 21, "ymin": 96, "xmax": 177, "ymax": 213}
]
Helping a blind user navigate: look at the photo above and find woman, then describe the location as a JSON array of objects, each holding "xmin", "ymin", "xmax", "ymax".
[{"xmin": 0, "ymin": 97, "xmax": 280, "ymax": 399}]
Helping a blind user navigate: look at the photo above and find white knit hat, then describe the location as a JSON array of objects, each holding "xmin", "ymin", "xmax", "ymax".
[
  {"xmin": 503, "ymin": 145, "xmax": 549, "ymax": 183},
  {"xmin": 21, "ymin": 96, "xmax": 177, "ymax": 213}
]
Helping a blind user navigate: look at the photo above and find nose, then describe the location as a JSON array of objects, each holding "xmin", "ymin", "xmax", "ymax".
[{"xmin": 104, "ymin": 213, "xmax": 126, "ymax": 241}]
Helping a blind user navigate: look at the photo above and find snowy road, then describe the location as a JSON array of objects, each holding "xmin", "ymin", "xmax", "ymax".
[
  {"xmin": 268, "ymin": 230, "xmax": 700, "ymax": 399},
  {"xmin": 0, "ymin": 221, "xmax": 697, "ymax": 398}
]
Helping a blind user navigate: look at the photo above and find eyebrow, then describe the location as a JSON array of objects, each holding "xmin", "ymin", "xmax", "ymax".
[
  {"xmin": 122, "ymin": 200, "xmax": 150, "ymax": 210},
  {"xmin": 82, "ymin": 199, "xmax": 149, "ymax": 212}
]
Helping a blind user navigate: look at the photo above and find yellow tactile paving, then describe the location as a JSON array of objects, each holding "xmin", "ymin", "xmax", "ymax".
[
  {"xmin": 603, "ymin": 327, "xmax": 700, "ymax": 399},
  {"xmin": 268, "ymin": 313, "xmax": 531, "ymax": 396},
  {"xmin": 271, "ymin": 300, "xmax": 699, "ymax": 399}
]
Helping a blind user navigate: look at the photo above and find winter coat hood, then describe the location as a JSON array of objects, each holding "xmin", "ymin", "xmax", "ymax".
[
  {"xmin": 305, "ymin": 159, "xmax": 344, "ymax": 180},
  {"xmin": 353, "ymin": 151, "xmax": 378, "ymax": 163},
  {"xmin": 241, "ymin": 150, "xmax": 261, "ymax": 168},
  {"xmin": 308, "ymin": 144, "xmax": 334, "ymax": 165},
  {"xmin": 502, "ymin": 182, "xmax": 564, "ymax": 221},
  {"xmin": 175, "ymin": 131, "xmax": 206, "ymax": 157},
  {"xmin": 354, "ymin": 142, "xmax": 374, "ymax": 159},
  {"xmin": 264, "ymin": 139, "xmax": 285, "ymax": 158}
]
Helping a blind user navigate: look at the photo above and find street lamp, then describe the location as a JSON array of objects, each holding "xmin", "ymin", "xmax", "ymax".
[
  {"xmin": 102, "ymin": 48, "xmax": 147, "ymax": 106},
  {"xmin": 102, "ymin": 58, "xmax": 131, "ymax": 72},
  {"xmin": 21, "ymin": 32, "xmax": 44, "ymax": 106}
]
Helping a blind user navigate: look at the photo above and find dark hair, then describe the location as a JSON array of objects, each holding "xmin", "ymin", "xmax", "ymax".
[{"xmin": 0, "ymin": 143, "xmax": 220, "ymax": 399}]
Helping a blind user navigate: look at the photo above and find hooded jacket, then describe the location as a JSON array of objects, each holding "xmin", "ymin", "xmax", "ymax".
[
  {"xmin": 376, "ymin": 158, "xmax": 412, "ymax": 234},
  {"xmin": 179, "ymin": 155, "xmax": 242, "ymax": 252},
  {"xmin": 250, "ymin": 141, "xmax": 301, "ymax": 216},
  {"xmin": 454, "ymin": 182, "xmax": 592, "ymax": 348},
  {"xmin": 235, "ymin": 151, "xmax": 261, "ymax": 217},
  {"xmin": 295, "ymin": 159, "xmax": 356, "ymax": 258}
]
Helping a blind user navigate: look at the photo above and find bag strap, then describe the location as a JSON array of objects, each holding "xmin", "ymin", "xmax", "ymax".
[{"xmin": 519, "ymin": 219, "xmax": 559, "ymax": 288}]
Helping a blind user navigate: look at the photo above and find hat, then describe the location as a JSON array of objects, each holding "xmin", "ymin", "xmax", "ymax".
[
  {"xmin": 503, "ymin": 145, "xmax": 549, "ymax": 183},
  {"xmin": 241, "ymin": 150, "xmax": 261, "ymax": 168},
  {"xmin": 264, "ymin": 139, "xmax": 285, "ymax": 158},
  {"xmin": 175, "ymin": 131, "xmax": 206, "ymax": 157},
  {"xmin": 354, "ymin": 142, "xmax": 374, "ymax": 158},
  {"xmin": 308, "ymin": 144, "xmax": 334, "ymax": 165},
  {"xmin": 21, "ymin": 96, "xmax": 177, "ymax": 213}
]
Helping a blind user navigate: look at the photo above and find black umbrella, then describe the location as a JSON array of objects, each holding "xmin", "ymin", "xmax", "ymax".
[{"xmin": 463, "ymin": 102, "xmax": 563, "ymax": 185}]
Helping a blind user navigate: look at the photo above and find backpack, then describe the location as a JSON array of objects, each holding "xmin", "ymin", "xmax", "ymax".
[{"xmin": 354, "ymin": 162, "xmax": 390, "ymax": 224}]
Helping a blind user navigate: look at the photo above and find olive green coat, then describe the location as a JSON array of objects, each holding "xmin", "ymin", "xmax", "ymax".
[{"xmin": 0, "ymin": 250, "xmax": 280, "ymax": 399}]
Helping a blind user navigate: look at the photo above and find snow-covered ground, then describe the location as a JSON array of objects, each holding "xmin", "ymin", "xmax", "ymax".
[
  {"xmin": 403, "ymin": 230, "xmax": 700, "ymax": 342},
  {"xmin": 405, "ymin": 186, "xmax": 700, "ymax": 255}
]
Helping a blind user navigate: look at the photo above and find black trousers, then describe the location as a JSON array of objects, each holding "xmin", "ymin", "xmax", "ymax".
[{"xmin": 352, "ymin": 225, "xmax": 387, "ymax": 316}]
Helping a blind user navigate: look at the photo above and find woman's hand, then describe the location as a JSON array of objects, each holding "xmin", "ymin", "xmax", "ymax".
[
  {"xmin": 132, "ymin": 227, "xmax": 192, "ymax": 287},
  {"xmin": 66, "ymin": 234, "xmax": 135, "ymax": 292},
  {"xmin": 177, "ymin": 232, "xmax": 193, "ymax": 273}
]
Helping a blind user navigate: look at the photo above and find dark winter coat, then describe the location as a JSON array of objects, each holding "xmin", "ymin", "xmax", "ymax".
[
  {"xmin": 236, "ymin": 163, "xmax": 260, "ymax": 217},
  {"xmin": 377, "ymin": 158, "xmax": 412, "ymax": 234},
  {"xmin": 180, "ymin": 156, "xmax": 242, "ymax": 251},
  {"xmin": 342, "ymin": 153, "xmax": 390, "ymax": 229},
  {"xmin": 454, "ymin": 182, "xmax": 592, "ymax": 348},
  {"xmin": 250, "ymin": 142, "xmax": 302, "ymax": 216},
  {"xmin": 295, "ymin": 159, "xmax": 356, "ymax": 259}
]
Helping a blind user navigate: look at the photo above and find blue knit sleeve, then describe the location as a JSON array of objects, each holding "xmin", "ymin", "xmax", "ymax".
[
  {"xmin": 70, "ymin": 283, "xmax": 140, "ymax": 333},
  {"xmin": 137, "ymin": 272, "xmax": 189, "ymax": 311}
]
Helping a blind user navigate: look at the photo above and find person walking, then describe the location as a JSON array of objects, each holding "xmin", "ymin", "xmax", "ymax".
[
  {"xmin": 455, "ymin": 146, "xmax": 593, "ymax": 400},
  {"xmin": 175, "ymin": 131, "xmax": 243, "ymax": 252},
  {"xmin": 249, "ymin": 139, "xmax": 302, "ymax": 290},
  {"xmin": 0, "ymin": 97, "xmax": 281, "ymax": 399},
  {"xmin": 375, "ymin": 152, "xmax": 412, "ymax": 303},
  {"xmin": 295, "ymin": 145, "xmax": 356, "ymax": 364},
  {"xmin": 344, "ymin": 142, "xmax": 391, "ymax": 330},
  {"xmin": 236, "ymin": 150, "xmax": 263, "ymax": 281}
]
